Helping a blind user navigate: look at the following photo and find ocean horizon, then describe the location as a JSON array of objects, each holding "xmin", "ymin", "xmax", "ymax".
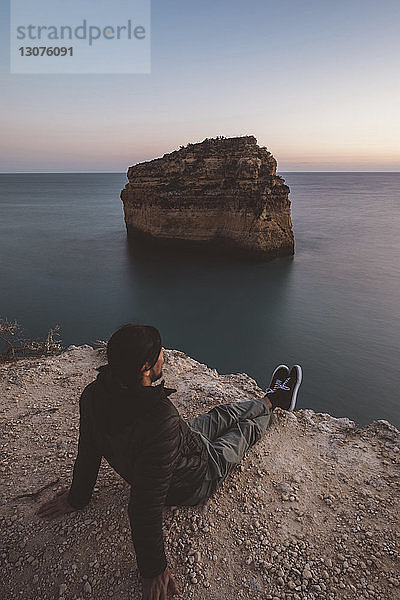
[{"xmin": 1, "ymin": 171, "xmax": 399, "ymax": 427}]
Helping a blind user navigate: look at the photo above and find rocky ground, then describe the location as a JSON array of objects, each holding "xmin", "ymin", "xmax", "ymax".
[{"xmin": 0, "ymin": 345, "xmax": 399, "ymax": 600}]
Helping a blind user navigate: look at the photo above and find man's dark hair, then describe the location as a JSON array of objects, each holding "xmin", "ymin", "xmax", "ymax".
[{"xmin": 106, "ymin": 324, "xmax": 162, "ymax": 387}]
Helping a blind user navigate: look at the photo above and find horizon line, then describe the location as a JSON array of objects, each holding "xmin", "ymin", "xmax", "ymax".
[{"xmin": 1, "ymin": 170, "xmax": 400, "ymax": 174}]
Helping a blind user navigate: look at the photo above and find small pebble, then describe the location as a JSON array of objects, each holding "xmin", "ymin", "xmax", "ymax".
[{"xmin": 83, "ymin": 581, "xmax": 92, "ymax": 595}]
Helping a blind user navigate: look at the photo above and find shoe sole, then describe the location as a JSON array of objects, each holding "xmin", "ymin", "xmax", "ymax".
[
  {"xmin": 289, "ymin": 365, "xmax": 302, "ymax": 411},
  {"xmin": 268, "ymin": 364, "xmax": 289, "ymax": 390}
]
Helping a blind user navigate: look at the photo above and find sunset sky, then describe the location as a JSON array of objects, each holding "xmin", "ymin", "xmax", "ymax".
[{"xmin": 1, "ymin": 0, "xmax": 399, "ymax": 172}]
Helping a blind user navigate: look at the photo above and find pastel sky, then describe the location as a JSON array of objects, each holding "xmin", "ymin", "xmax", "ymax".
[{"xmin": 1, "ymin": 0, "xmax": 399, "ymax": 172}]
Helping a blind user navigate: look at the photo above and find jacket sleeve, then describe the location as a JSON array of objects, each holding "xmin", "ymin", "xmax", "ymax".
[
  {"xmin": 128, "ymin": 409, "xmax": 180, "ymax": 579},
  {"xmin": 67, "ymin": 387, "xmax": 102, "ymax": 509}
]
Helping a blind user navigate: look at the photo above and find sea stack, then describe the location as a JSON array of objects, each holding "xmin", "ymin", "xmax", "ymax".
[{"xmin": 120, "ymin": 135, "xmax": 294, "ymax": 259}]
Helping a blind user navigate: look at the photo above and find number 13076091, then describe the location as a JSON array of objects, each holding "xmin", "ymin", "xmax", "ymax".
[{"xmin": 19, "ymin": 47, "xmax": 73, "ymax": 56}]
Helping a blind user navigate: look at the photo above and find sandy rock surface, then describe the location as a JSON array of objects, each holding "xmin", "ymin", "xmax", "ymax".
[{"xmin": 0, "ymin": 346, "xmax": 399, "ymax": 600}]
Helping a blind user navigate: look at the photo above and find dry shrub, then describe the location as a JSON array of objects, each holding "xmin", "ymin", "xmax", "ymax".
[{"xmin": 0, "ymin": 318, "xmax": 62, "ymax": 363}]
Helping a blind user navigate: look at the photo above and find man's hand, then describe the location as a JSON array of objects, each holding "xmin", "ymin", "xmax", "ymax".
[
  {"xmin": 142, "ymin": 568, "xmax": 180, "ymax": 600},
  {"xmin": 37, "ymin": 488, "xmax": 77, "ymax": 520}
]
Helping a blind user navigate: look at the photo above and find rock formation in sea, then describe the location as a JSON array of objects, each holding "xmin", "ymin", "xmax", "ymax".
[{"xmin": 120, "ymin": 135, "xmax": 294, "ymax": 260}]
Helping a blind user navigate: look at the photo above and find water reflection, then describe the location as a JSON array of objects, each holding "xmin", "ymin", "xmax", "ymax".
[{"xmin": 125, "ymin": 235, "xmax": 294, "ymax": 389}]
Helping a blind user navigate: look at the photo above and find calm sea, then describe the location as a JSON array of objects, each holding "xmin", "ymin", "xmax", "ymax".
[{"xmin": 0, "ymin": 172, "xmax": 399, "ymax": 427}]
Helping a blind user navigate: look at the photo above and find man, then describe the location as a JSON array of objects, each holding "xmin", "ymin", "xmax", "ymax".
[{"xmin": 38, "ymin": 324, "xmax": 302, "ymax": 600}]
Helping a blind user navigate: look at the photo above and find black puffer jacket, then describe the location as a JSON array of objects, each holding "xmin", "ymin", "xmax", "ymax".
[{"xmin": 67, "ymin": 366, "xmax": 211, "ymax": 578}]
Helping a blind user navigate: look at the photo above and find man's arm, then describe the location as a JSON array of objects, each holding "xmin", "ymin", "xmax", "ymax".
[
  {"xmin": 128, "ymin": 410, "xmax": 180, "ymax": 580},
  {"xmin": 67, "ymin": 388, "xmax": 102, "ymax": 509}
]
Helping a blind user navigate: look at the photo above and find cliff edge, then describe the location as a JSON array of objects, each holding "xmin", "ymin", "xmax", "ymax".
[
  {"xmin": 120, "ymin": 136, "xmax": 294, "ymax": 260},
  {"xmin": 1, "ymin": 346, "xmax": 399, "ymax": 599}
]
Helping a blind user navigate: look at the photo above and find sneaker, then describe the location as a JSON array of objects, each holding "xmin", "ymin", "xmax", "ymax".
[
  {"xmin": 266, "ymin": 364, "xmax": 302, "ymax": 411},
  {"xmin": 267, "ymin": 364, "xmax": 289, "ymax": 394}
]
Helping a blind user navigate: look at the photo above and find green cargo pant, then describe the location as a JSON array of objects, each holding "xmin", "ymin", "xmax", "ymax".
[{"xmin": 187, "ymin": 398, "xmax": 273, "ymax": 496}]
